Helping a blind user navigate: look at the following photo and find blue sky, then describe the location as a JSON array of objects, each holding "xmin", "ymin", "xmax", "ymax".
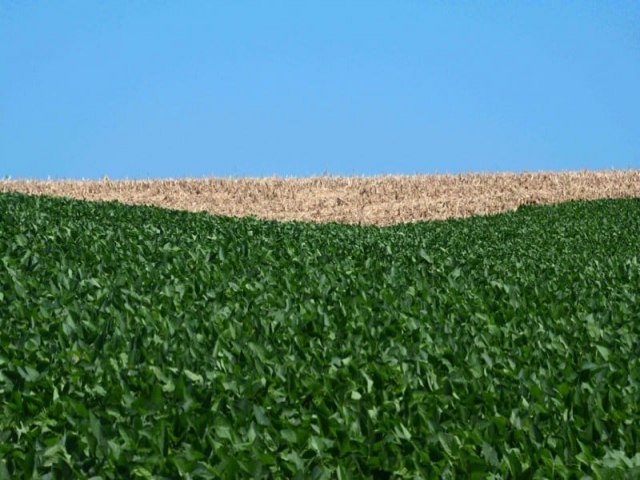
[{"xmin": 1, "ymin": 1, "xmax": 639, "ymax": 179}]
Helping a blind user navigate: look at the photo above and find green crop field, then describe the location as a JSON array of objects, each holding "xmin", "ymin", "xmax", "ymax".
[{"xmin": 1, "ymin": 192, "xmax": 639, "ymax": 478}]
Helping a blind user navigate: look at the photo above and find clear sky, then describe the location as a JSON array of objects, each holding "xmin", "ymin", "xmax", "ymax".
[{"xmin": 1, "ymin": 1, "xmax": 639, "ymax": 179}]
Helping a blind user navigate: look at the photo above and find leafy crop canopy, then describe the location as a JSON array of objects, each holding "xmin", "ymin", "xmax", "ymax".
[{"xmin": 0, "ymin": 193, "xmax": 639, "ymax": 478}]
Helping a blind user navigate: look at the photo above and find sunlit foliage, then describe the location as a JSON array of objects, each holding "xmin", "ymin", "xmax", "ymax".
[{"xmin": 1, "ymin": 193, "xmax": 639, "ymax": 478}]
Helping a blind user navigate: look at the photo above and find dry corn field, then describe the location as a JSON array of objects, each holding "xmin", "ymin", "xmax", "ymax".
[{"xmin": 1, "ymin": 170, "xmax": 639, "ymax": 226}]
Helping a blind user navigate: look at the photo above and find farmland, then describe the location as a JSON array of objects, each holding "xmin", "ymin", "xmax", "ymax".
[
  {"xmin": 2, "ymin": 170, "xmax": 640, "ymax": 226},
  {"xmin": 0, "ymin": 192, "xmax": 639, "ymax": 478}
]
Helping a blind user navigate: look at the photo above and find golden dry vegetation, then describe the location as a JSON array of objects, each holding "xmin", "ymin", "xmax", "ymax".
[{"xmin": 1, "ymin": 170, "xmax": 639, "ymax": 226}]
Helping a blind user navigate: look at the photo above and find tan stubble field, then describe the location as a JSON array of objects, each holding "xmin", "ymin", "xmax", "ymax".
[{"xmin": 1, "ymin": 170, "xmax": 639, "ymax": 226}]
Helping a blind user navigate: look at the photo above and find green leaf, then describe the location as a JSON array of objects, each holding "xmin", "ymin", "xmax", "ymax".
[
  {"xmin": 253, "ymin": 405, "xmax": 270, "ymax": 426},
  {"xmin": 481, "ymin": 442, "xmax": 499, "ymax": 466},
  {"xmin": 595, "ymin": 345, "xmax": 610, "ymax": 361},
  {"xmin": 184, "ymin": 369, "xmax": 204, "ymax": 384},
  {"xmin": 17, "ymin": 366, "xmax": 40, "ymax": 383}
]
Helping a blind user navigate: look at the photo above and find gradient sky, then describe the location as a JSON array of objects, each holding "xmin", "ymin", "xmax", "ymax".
[{"xmin": 1, "ymin": 1, "xmax": 639, "ymax": 179}]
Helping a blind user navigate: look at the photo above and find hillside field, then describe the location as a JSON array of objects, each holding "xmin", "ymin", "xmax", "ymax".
[
  {"xmin": 0, "ymin": 192, "xmax": 639, "ymax": 478},
  {"xmin": 2, "ymin": 170, "xmax": 640, "ymax": 225}
]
